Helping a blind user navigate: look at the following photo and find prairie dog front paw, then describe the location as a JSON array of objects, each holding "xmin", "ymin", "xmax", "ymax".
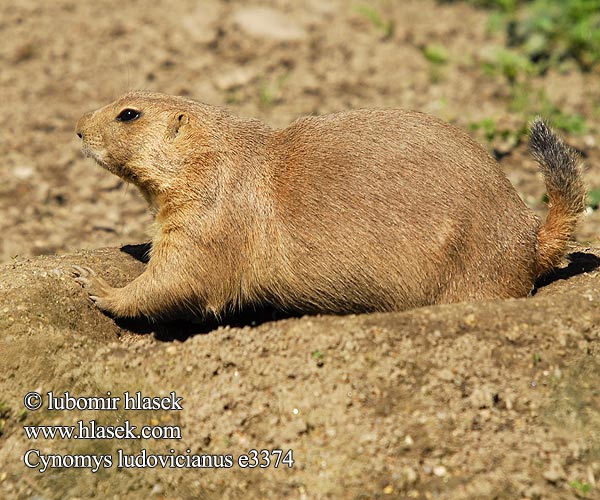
[{"xmin": 71, "ymin": 265, "xmax": 115, "ymax": 311}]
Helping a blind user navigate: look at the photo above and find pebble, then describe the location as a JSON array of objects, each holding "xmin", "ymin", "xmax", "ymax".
[
  {"xmin": 401, "ymin": 466, "xmax": 418, "ymax": 485},
  {"xmin": 433, "ymin": 465, "xmax": 447, "ymax": 477},
  {"xmin": 12, "ymin": 165, "xmax": 35, "ymax": 180},
  {"xmin": 584, "ymin": 135, "xmax": 596, "ymax": 148},
  {"xmin": 463, "ymin": 313, "xmax": 476, "ymax": 326},
  {"xmin": 151, "ymin": 483, "xmax": 163, "ymax": 495},
  {"xmin": 232, "ymin": 7, "xmax": 306, "ymax": 41},
  {"xmin": 543, "ymin": 461, "xmax": 566, "ymax": 483},
  {"xmin": 469, "ymin": 385, "xmax": 493, "ymax": 409},
  {"xmin": 214, "ymin": 68, "xmax": 256, "ymax": 91}
]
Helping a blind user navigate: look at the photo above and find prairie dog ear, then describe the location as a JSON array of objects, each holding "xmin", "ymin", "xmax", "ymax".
[{"xmin": 167, "ymin": 113, "xmax": 189, "ymax": 139}]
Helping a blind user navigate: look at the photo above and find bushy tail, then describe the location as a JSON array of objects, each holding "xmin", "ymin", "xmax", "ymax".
[{"xmin": 529, "ymin": 118, "xmax": 586, "ymax": 275}]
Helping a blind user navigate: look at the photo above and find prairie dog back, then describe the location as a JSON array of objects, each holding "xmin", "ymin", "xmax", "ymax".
[{"xmin": 265, "ymin": 110, "xmax": 540, "ymax": 312}]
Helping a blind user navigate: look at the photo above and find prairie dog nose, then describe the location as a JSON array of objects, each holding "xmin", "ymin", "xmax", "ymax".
[{"xmin": 75, "ymin": 111, "xmax": 94, "ymax": 139}]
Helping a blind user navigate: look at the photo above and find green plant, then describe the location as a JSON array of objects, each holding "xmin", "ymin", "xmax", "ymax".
[
  {"xmin": 442, "ymin": 0, "xmax": 600, "ymax": 70},
  {"xmin": 458, "ymin": 0, "xmax": 520, "ymax": 10},
  {"xmin": 569, "ymin": 479, "xmax": 593, "ymax": 496},
  {"xmin": 225, "ymin": 90, "xmax": 241, "ymax": 105},
  {"xmin": 356, "ymin": 5, "xmax": 394, "ymax": 39},
  {"xmin": 587, "ymin": 187, "xmax": 600, "ymax": 210},
  {"xmin": 464, "ymin": 0, "xmax": 592, "ymax": 146},
  {"xmin": 469, "ymin": 118, "xmax": 499, "ymax": 142},
  {"xmin": 511, "ymin": 0, "xmax": 600, "ymax": 70},
  {"xmin": 259, "ymin": 79, "xmax": 276, "ymax": 106},
  {"xmin": 482, "ymin": 48, "xmax": 536, "ymax": 83},
  {"xmin": 0, "ymin": 401, "xmax": 10, "ymax": 436},
  {"xmin": 258, "ymin": 72, "xmax": 290, "ymax": 107},
  {"xmin": 505, "ymin": 84, "xmax": 587, "ymax": 136},
  {"xmin": 516, "ymin": 87, "xmax": 587, "ymax": 134},
  {"xmin": 543, "ymin": 109, "xmax": 587, "ymax": 135},
  {"xmin": 311, "ymin": 350, "xmax": 325, "ymax": 367},
  {"xmin": 469, "ymin": 117, "xmax": 526, "ymax": 149},
  {"xmin": 423, "ymin": 44, "xmax": 448, "ymax": 65}
]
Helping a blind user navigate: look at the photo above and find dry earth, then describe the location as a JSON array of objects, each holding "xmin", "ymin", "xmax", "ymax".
[
  {"xmin": 1, "ymin": 247, "xmax": 599, "ymax": 499},
  {"xmin": 1, "ymin": 0, "xmax": 600, "ymax": 499}
]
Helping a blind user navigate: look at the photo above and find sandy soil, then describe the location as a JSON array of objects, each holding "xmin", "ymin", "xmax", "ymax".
[
  {"xmin": 1, "ymin": 247, "xmax": 599, "ymax": 499},
  {"xmin": 1, "ymin": 0, "xmax": 600, "ymax": 499}
]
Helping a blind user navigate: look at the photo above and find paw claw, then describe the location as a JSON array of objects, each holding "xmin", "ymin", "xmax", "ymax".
[{"xmin": 71, "ymin": 265, "xmax": 96, "ymax": 278}]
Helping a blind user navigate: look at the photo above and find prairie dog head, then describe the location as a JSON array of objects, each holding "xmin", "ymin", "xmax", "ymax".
[{"xmin": 75, "ymin": 91, "xmax": 206, "ymax": 205}]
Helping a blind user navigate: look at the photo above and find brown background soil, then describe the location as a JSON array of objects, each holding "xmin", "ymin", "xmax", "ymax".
[{"xmin": 1, "ymin": 1, "xmax": 600, "ymax": 499}]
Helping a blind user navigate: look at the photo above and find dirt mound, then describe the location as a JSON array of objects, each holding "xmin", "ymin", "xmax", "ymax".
[{"xmin": 1, "ymin": 247, "xmax": 599, "ymax": 499}]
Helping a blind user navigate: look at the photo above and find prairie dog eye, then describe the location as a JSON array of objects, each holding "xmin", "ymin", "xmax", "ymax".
[{"xmin": 116, "ymin": 108, "xmax": 141, "ymax": 122}]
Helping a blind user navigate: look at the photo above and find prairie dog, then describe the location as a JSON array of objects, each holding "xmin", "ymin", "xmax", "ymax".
[{"xmin": 73, "ymin": 91, "xmax": 585, "ymax": 319}]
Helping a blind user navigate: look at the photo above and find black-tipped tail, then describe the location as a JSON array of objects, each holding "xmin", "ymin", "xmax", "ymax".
[{"xmin": 529, "ymin": 118, "xmax": 585, "ymax": 274}]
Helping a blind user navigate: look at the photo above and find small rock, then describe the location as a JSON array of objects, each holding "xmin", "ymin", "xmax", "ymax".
[
  {"xmin": 469, "ymin": 385, "xmax": 493, "ymax": 409},
  {"xmin": 360, "ymin": 433, "xmax": 376, "ymax": 444},
  {"xmin": 433, "ymin": 465, "xmax": 447, "ymax": 477},
  {"xmin": 584, "ymin": 135, "xmax": 596, "ymax": 148},
  {"xmin": 504, "ymin": 324, "xmax": 524, "ymax": 342},
  {"xmin": 400, "ymin": 466, "xmax": 418, "ymax": 486},
  {"xmin": 13, "ymin": 165, "xmax": 35, "ymax": 180},
  {"xmin": 543, "ymin": 461, "xmax": 566, "ymax": 483},
  {"xmin": 232, "ymin": 7, "xmax": 306, "ymax": 41},
  {"xmin": 214, "ymin": 67, "xmax": 256, "ymax": 91},
  {"xmin": 463, "ymin": 313, "xmax": 476, "ymax": 326}
]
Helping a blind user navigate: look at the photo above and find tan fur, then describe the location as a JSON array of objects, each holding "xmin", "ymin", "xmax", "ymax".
[{"xmin": 73, "ymin": 91, "xmax": 585, "ymax": 319}]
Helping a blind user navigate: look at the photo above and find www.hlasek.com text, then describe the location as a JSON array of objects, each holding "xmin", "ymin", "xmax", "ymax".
[{"xmin": 24, "ymin": 419, "xmax": 181, "ymax": 440}]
